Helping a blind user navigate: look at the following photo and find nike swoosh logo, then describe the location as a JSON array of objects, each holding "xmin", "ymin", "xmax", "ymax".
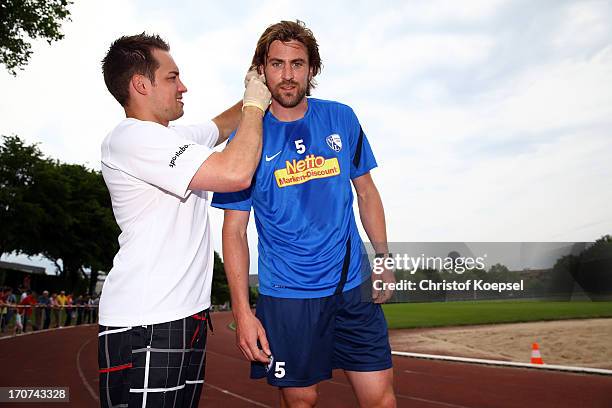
[{"xmin": 265, "ymin": 151, "xmax": 282, "ymax": 162}]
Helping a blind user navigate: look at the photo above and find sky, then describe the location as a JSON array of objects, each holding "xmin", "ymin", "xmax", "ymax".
[{"xmin": 1, "ymin": 0, "xmax": 611, "ymax": 274}]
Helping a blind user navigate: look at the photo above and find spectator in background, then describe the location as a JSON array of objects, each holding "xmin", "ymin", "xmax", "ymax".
[
  {"xmin": 91, "ymin": 294, "xmax": 99, "ymax": 323},
  {"xmin": 33, "ymin": 293, "xmax": 43, "ymax": 328},
  {"xmin": 64, "ymin": 293, "xmax": 73, "ymax": 326},
  {"xmin": 14, "ymin": 287, "xmax": 25, "ymax": 334},
  {"xmin": 0, "ymin": 287, "xmax": 7, "ymax": 332},
  {"xmin": 56, "ymin": 291, "xmax": 67, "ymax": 327},
  {"xmin": 75, "ymin": 295, "xmax": 84, "ymax": 325},
  {"xmin": 38, "ymin": 290, "xmax": 52, "ymax": 330},
  {"xmin": 0, "ymin": 288, "xmax": 6, "ymax": 332},
  {"xmin": 56, "ymin": 290, "xmax": 67, "ymax": 305},
  {"xmin": 14, "ymin": 304, "xmax": 23, "ymax": 334},
  {"xmin": 23, "ymin": 275, "xmax": 31, "ymax": 291},
  {"xmin": 50, "ymin": 292, "xmax": 60, "ymax": 328},
  {"xmin": 20, "ymin": 290, "xmax": 38, "ymax": 332},
  {"xmin": 2, "ymin": 288, "xmax": 17, "ymax": 333},
  {"xmin": 85, "ymin": 295, "xmax": 93, "ymax": 324}
]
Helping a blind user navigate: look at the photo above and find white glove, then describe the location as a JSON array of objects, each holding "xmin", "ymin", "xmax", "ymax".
[
  {"xmin": 244, "ymin": 68, "xmax": 264, "ymax": 88},
  {"xmin": 243, "ymin": 74, "xmax": 271, "ymax": 113}
]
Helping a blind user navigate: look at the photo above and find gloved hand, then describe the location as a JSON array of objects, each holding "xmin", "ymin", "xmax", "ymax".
[
  {"xmin": 244, "ymin": 68, "xmax": 264, "ymax": 88},
  {"xmin": 243, "ymin": 73, "xmax": 271, "ymax": 113}
]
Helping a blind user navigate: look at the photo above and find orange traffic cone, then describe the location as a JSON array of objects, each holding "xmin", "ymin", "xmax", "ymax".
[{"xmin": 530, "ymin": 342, "xmax": 544, "ymax": 364}]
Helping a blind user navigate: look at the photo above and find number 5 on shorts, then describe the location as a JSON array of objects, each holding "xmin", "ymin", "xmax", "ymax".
[{"xmin": 274, "ymin": 361, "xmax": 286, "ymax": 378}]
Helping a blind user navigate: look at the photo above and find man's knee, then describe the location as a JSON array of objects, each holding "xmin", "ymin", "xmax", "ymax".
[
  {"xmin": 280, "ymin": 386, "xmax": 318, "ymax": 408},
  {"xmin": 378, "ymin": 390, "xmax": 397, "ymax": 408},
  {"xmin": 360, "ymin": 387, "xmax": 396, "ymax": 408}
]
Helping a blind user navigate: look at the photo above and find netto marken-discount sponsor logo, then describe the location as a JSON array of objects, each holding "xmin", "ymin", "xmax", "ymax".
[
  {"xmin": 168, "ymin": 144, "xmax": 193, "ymax": 167},
  {"xmin": 274, "ymin": 154, "xmax": 340, "ymax": 187}
]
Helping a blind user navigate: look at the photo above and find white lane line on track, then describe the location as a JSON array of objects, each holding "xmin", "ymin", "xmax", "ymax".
[
  {"xmin": 207, "ymin": 349, "xmax": 246, "ymax": 363},
  {"xmin": 77, "ymin": 337, "xmax": 99, "ymax": 402},
  {"xmin": 402, "ymin": 369, "xmax": 469, "ymax": 381},
  {"xmin": 395, "ymin": 394, "xmax": 474, "ymax": 408},
  {"xmin": 326, "ymin": 380, "xmax": 474, "ymax": 408},
  {"xmin": 204, "ymin": 383, "xmax": 272, "ymax": 407},
  {"xmin": 0, "ymin": 323, "xmax": 97, "ymax": 340},
  {"xmin": 393, "ymin": 351, "xmax": 612, "ymax": 376}
]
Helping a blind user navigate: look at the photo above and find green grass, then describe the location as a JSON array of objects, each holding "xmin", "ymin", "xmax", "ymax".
[{"xmin": 382, "ymin": 301, "xmax": 612, "ymax": 329}]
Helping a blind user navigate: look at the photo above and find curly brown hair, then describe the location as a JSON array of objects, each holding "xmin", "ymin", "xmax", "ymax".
[{"xmin": 251, "ymin": 20, "xmax": 322, "ymax": 95}]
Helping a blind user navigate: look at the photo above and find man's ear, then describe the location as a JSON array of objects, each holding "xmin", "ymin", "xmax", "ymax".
[
  {"xmin": 131, "ymin": 74, "xmax": 150, "ymax": 96},
  {"xmin": 308, "ymin": 66, "xmax": 314, "ymax": 82}
]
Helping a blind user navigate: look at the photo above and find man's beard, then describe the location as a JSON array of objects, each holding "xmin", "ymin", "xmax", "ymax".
[{"xmin": 271, "ymin": 80, "xmax": 308, "ymax": 108}]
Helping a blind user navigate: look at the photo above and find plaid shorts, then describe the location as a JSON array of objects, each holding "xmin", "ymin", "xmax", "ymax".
[{"xmin": 98, "ymin": 309, "xmax": 212, "ymax": 408}]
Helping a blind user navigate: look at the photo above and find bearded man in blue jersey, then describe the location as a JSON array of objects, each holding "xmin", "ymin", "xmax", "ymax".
[{"xmin": 212, "ymin": 20, "xmax": 396, "ymax": 408}]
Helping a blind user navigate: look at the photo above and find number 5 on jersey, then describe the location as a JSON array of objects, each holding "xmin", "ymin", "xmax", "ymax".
[
  {"xmin": 294, "ymin": 139, "xmax": 306, "ymax": 154},
  {"xmin": 274, "ymin": 361, "xmax": 286, "ymax": 378}
]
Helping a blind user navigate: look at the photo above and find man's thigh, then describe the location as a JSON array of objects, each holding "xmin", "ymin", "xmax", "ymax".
[
  {"xmin": 333, "ymin": 285, "xmax": 395, "ymax": 406},
  {"xmin": 251, "ymin": 294, "xmax": 336, "ymax": 387},
  {"xmin": 332, "ymin": 284, "xmax": 393, "ymax": 372},
  {"xmin": 98, "ymin": 310, "xmax": 209, "ymax": 407}
]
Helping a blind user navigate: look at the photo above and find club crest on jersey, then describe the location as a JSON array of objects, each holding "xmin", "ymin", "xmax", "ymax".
[{"xmin": 326, "ymin": 134, "xmax": 342, "ymax": 152}]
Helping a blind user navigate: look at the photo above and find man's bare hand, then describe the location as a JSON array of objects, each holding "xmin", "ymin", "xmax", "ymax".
[
  {"xmin": 372, "ymin": 259, "xmax": 396, "ymax": 304},
  {"xmin": 234, "ymin": 311, "xmax": 271, "ymax": 363}
]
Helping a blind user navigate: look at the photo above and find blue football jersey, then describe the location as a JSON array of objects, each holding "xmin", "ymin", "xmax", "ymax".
[{"xmin": 212, "ymin": 98, "xmax": 377, "ymax": 298}]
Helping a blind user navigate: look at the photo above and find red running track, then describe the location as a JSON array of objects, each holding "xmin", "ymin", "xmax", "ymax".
[{"xmin": 0, "ymin": 311, "xmax": 611, "ymax": 407}]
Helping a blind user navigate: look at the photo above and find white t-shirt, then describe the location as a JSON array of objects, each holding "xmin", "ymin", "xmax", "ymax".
[{"xmin": 99, "ymin": 118, "xmax": 219, "ymax": 326}]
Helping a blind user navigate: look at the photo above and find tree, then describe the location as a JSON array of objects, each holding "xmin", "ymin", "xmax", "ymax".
[
  {"xmin": 0, "ymin": 0, "xmax": 73, "ymax": 75},
  {"xmin": 573, "ymin": 235, "xmax": 612, "ymax": 301},
  {"xmin": 548, "ymin": 254, "xmax": 578, "ymax": 300},
  {"xmin": 0, "ymin": 135, "xmax": 47, "ymax": 257},
  {"xmin": 211, "ymin": 251, "xmax": 230, "ymax": 305},
  {"xmin": 1, "ymin": 135, "xmax": 120, "ymax": 293},
  {"xmin": 37, "ymin": 162, "xmax": 119, "ymax": 291},
  {"xmin": 487, "ymin": 263, "xmax": 514, "ymax": 283}
]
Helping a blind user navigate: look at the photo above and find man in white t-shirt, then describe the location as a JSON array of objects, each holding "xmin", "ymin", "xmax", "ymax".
[{"xmin": 98, "ymin": 33, "xmax": 270, "ymax": 408}]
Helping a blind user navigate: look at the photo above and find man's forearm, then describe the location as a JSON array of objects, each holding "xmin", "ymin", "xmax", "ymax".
[
  {"xmin": 212, "ymin": 100, "xmax": 242, "ymax": 145},
  {"xmin": 217, "ymin": 72, "xmax": 270, "ymax": 182},
  {"xmin": 221, "ymin": 106, "xmax": 264, "ymax": 185},
  {"xmin": 357, "ymin": 184, "xmax": 389, "ymax": 254},
  {"xmin": 222, "ymin": 227, "xmax": 253, "ymax": 317},
  {"xmin": 187, "ymin": 107, "xmax": 264, "ymax": 192},
  {"xmin": 207, "ymin": 73, "xmax": 269, "ymax": 187}
]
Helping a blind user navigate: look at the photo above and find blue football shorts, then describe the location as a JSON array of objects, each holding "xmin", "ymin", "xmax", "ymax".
[{"xmin": 250, "ymin": 282, "xmax": 393, "ymax": 387}]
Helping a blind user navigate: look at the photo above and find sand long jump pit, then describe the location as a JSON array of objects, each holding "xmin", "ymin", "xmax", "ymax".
[{"xmin": 389, "ymin": 318, "xmax": 612, "ymax": 370}]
